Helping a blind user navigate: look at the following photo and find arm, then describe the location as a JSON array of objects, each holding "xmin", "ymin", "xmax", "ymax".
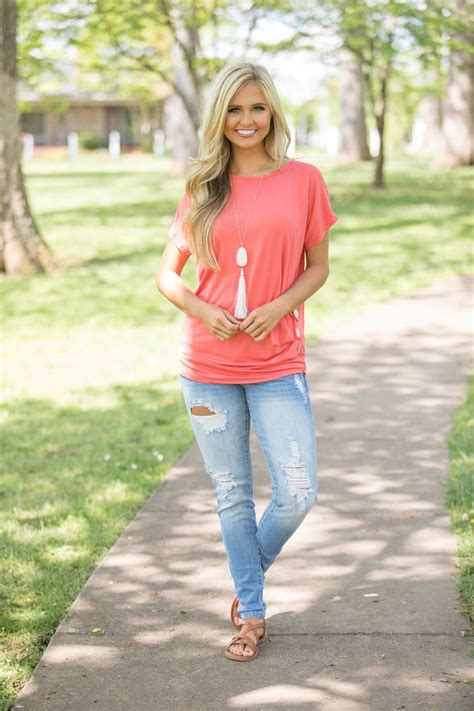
[
  {"xmin": 155, "ymin": 242, "xmax": 241, "ymax": 340},
  {"xmin": 273, "ymin": 229, "xmax": 330, "ymax": 316},
  {"xmin": 238, "ymin": 230, "xmax": 330, "ymax": 340},
  {"xmin": 155, "ymin": 240, "xmax": 207, "ymax": 320}
]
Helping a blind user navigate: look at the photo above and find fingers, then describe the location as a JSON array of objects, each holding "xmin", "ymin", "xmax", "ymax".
[
  {"xmin": 215, "ymin": 321, "xmax": 240, "ymax": 341},
  {"xmin": 215, "ymin": 326, "xmax": 267, "ymax": 341},
  {"xmin": 212, "ymin": 309, "xmax": 269, "ymax": 341},
  {"xmin": 209, "ymin": 309, "xmax": 241, "ymax": 341},
  {"xmin": 223, "ymin": 310, "xmax": 241, "ymax": 325},
  {"xmin": 239, "ymin": 312, "xmax": 264, "ymax": 337}
]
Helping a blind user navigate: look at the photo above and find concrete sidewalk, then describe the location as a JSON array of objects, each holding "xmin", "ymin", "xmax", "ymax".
[{"xmin": 14, "ymin": 274, "xmax": 473, "ymax": 711}]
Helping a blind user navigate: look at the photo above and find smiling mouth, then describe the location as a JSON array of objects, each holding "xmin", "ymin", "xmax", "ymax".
[{"xmin": 236, "ymin": 129, "xmax": 257, "ymax": 137}]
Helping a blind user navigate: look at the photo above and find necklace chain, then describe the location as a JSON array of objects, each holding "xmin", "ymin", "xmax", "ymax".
[
  {"xmin": 230, "ymin": 174, "xmax": 265, "ymax": 319},
  {"xmin": 231, "ymin": 176, "xmax": 264, "ymax": 248},
  {"xmin": 230, "ymin": 160, "xmax": 275, "ymax": 177}
]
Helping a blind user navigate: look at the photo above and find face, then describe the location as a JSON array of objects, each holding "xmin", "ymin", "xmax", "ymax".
[{"xmin": 223, "ymin": 81, "xmax": 273, "ymax": 148}]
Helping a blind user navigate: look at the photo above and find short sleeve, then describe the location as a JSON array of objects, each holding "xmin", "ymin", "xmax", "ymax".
[
  {"xmin": 304, "ymin": 166, "xmax": 338, "ymax": 248},
  {"xmin": 168, "ymin": 193, "xmax": 192, "ymax": 255}
]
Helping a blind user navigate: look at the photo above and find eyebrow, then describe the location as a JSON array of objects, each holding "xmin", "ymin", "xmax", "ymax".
[{"xmin": 228, "ymin": 102, "xmax": 268, "ymax": 107}]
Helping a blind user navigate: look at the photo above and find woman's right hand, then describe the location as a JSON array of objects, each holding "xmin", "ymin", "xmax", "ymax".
[{"xmin": 200, "ymin": 303, "xmax": 242, "ymax": 341}]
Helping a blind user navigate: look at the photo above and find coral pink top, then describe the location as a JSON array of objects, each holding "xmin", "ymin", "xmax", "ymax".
[{"xmin": 168, "ymin": 158, "xmax": 338, "ymax": 383}]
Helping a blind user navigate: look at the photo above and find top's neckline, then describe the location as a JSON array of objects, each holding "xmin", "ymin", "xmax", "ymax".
[{"xmin": 229, "ymin": 159, "xmax": 294, "ymax": 180}]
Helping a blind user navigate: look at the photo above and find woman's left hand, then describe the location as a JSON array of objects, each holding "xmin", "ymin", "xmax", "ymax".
[{"xmin": 238, "ymin": 301, "xmax": 286, "ymax": 341}]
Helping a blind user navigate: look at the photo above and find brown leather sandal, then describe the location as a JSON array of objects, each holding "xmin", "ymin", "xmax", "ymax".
[
  {"xmin": 231, "ymin": 596, "xmax": 243, "ymax": 629},
  {"xmin": 224, "ymin": 619, "xmax": 267, "ymax": 662}
]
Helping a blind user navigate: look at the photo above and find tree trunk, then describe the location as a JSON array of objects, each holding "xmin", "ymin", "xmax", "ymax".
[
  {"xmin": 0, "ymin": 0, "xmax": 56, "ymax": 274},
  {"xmin": 436, "ymin": 0, "xmax": 474, "ymax": 167},
  {"xmin": 373, "ymin": 65, "xmax": 388, "ymax": 188},
  {"xmin": 407, "ymin": 68, "xmax": 443, "ymax": 155},
  {"xmin": 164, "ymin": 7, "xmax": 201, "ymax": 176},
  {"xmin": 419, "ymin": 92, "xmax": 443, "ymax": 154},
  {"xmin": 339, "ymin": 48, "xmax": 372, "ymax": 162},
  {"xmin": 164, "ymin": 43, "xmax": 199, "ymax": 177}
]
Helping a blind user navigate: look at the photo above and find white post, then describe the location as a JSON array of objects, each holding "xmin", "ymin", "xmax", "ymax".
[
  {"xmin": 405, "ymin": 116, "xmax": 424, "ymax": 154},
  {"xmin": 153, "ymin": 129, "xmax": 165, "ymax": 156},
  {"xmin": 68, "ymin": 132, "xmax": 79, "ymax": 159},
  {"xmin": 23, "ymin": 133, "xmax": 34, "ymax": 160},
  {"xmin": 369, "ymin": 127, "xmax": 380, "ymax": 156},
  {"xmin": 109, "ymin": 130, "xmax": 121, "ymax": 158},
  {"xmin": 327, "ymin": 125, "xmax": 339, "ymax": 156}
]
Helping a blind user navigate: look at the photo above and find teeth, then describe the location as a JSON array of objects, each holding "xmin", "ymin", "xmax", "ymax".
[{"xmin": 237, "ymin": 130, "xmax": 256, "ymax": 135}]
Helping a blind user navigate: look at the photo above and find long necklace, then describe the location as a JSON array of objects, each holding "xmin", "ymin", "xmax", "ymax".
[{"xmin": 231, "ymin": 175, "xmax": 264, "ymax": 319}]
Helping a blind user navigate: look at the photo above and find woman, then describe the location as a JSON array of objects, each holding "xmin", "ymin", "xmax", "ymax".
[{"xmin": 155, "ymin": 60, "xmax": 338, "ymax": 662}]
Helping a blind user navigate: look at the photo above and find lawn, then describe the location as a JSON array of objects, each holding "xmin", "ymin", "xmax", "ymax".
[
  {"xmin": 446, "ymin": 375, "xmax": 474, "ymax": 637},
  {"xmin": 1, "ymin": 149, "xmax": 472, "ymax": 708}
]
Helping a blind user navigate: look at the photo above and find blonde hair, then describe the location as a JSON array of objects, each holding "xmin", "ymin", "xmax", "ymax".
[{"xmin": 181, "ymin": 60, "xmax": 291, "ymax": 270}]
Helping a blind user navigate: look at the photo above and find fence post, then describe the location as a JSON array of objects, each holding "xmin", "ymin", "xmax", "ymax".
[
  {"xmin": 153, "ymin": 129, "xmax": 165, "ymax": 156},
  {"xmin": 23, "ymin": 133, "xmax": 34, "ymax": 160},
  {"xmin": 109, "ymin": 130, "xmax": 121, "ymax": 158},
  {"xmin": 68, "ymin": 132, "xmax": 79, "ymax": 158}
]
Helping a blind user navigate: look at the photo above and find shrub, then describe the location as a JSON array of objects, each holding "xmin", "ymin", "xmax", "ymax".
[{"xmin": 79, "ymin": 131, "xmax": 105, "ymax": 150}]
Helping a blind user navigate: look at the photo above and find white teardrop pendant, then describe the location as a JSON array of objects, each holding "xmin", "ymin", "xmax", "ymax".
[
  {"xmin": 236, "ymin": 246, "xmax": 248, "ymax": 267},
  {"xmin": 234, "ymin": 267, "xmax": 248, "ymax": 319}
]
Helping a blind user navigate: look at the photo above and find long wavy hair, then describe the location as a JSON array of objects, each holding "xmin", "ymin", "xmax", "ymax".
[{"xmin": 181, "ymin": 61, "xmax": 291, "ymax": 270}]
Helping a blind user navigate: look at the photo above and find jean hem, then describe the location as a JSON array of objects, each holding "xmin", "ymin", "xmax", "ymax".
[{"xmin": 239, "ymin": 610, "xmax": 266, "ymax": 619}]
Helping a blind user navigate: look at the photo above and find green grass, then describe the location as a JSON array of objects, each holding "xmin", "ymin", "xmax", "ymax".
[
  {"xmin": 1, "ymin": 150, "xmax": 473, "ymax": 709},
  {"xmin": 446, "ymin": 375, "xmax": 474, "ymax": 644}
]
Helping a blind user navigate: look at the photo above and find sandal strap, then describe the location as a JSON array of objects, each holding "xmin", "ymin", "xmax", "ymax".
[
  {"xmin": 227, "ymin": 633, "xmax": 258, "ymax": 653},
  {"xmin": 231, "ymin": 597, "xmax": 240, "ymax": 624}
]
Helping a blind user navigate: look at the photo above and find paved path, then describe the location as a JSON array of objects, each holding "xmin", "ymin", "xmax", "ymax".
[{"xmin": 14, "ymin": 274, "xmax": 473, "ymax": 711}]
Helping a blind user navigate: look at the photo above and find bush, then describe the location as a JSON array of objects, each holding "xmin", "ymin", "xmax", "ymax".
[
  {"xmin": 139, "ymin": 134, "xmax": 153, "ymax": 153},
  {"xmin": 79, "ymin": 131, "xmax": 105, "ymax": 150}
]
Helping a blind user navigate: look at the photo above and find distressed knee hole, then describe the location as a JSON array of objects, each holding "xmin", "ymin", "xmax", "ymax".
[
  {"xmin": 205, "ymin": 464, "xmax": 236, "ymax": 500},
  {"xmin": 191, "ymin": 406, "xmax": 215, "ymax": 416},
  {"xmin": 189, "ymin": 401, "xmax": 228, "ymax": 435},
  {"xmin": 281, "ymin": 437, "xmax": 314, "ymax": 512}
]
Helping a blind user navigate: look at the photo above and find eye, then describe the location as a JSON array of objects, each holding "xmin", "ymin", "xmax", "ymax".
[{"xmin": 227, "ymin": 106, "xmax": 266, "ymax": 113}]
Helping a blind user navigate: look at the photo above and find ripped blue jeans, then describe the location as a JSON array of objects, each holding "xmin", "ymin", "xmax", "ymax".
[{"xmin": 179, "ymin": 372, "xmax": 318, "ymax": 620}]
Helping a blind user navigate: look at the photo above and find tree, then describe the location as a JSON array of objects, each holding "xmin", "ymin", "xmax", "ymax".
[
  {"xmin": 437, "ymin": 0, "xmax": 473, "ymax": 167},
  {"xmin": 75, "ymin": 0, "xmax": 228, "ymax": 174},
  {"xmin": 332, "ymin": 1, "xmax": 450, "ymax": 186},
  {"xmin": 0, "ymin": 0, "xmax": 55, "ymax": 274},
  {"xmin": 417, "ymin": 68, "xmax": 444, "ymax": 154},
  {"xmin": 339, "ymin": 46, "xmax": 371, "ymax": 162},
  {"xmin": 76, "ymin": 1, "xmax": 323, "ymax": 173},
  {"xmin": 257, "ymin": 0, "xmax": 449, "ymax": 186}
]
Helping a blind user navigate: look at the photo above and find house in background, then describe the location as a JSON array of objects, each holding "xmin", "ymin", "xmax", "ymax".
[{"xmin": 19, "ymin": 87, "xmax": 142, "ymax": 147}]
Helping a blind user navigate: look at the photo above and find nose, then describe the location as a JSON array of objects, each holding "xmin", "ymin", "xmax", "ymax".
[{"xmin": 237, "ymin": 111, "xmax": 256, "ymax": 127}]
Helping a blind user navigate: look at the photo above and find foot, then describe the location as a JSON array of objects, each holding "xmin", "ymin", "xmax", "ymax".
[{"xmin": 228, "ymin": 617, "xmax": 265, "ymax": 657}]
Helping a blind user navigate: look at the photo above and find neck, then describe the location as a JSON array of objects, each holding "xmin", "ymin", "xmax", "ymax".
[{"xmin": 230, "ymin": 146, "xmax": 274, "ymax": 176}]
